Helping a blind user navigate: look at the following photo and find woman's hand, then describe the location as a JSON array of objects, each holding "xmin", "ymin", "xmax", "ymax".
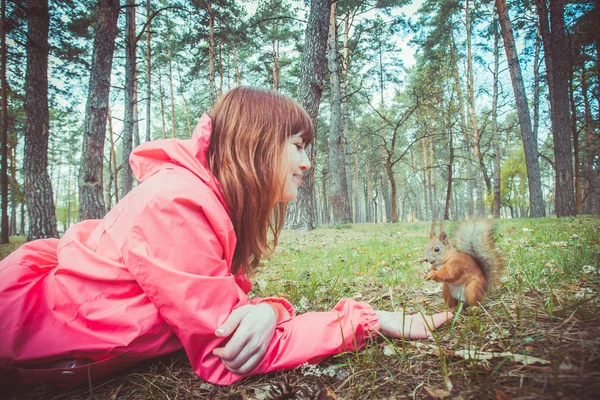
[
  {"xmin": 375, "ymin": 310, "xmax": 453, "ymax": 340},
  {"xmin": 212, "ymin": 303, "xmax": 277, "ymax": 374}
]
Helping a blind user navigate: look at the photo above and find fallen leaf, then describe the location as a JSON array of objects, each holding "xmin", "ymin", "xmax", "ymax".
[
  {"xmin": 443, "ymin": 376, "xmax": 453, "ymax": 391},
  {"xmin": 382, "ymin": 344, "xmax": 395, "ymax": 357},
  {"xmin": 453, "ymin": 349, "xmax": 550, "ymax": 366},
  {"xmin": 495, "ymin": 389, "xmax": 511, "ymax": 400},
  {"xmin": 424, "ymin": 385, "xmax": 451, "ymax": 399},
  {"xmin": 316, "ymin": 386, "xmax": 338, "ymax": 400}
]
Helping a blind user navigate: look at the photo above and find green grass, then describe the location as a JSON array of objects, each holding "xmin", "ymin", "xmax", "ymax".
[{"xmin": 2, "ymin": 217, "xmax": 599, "ymax": 399}]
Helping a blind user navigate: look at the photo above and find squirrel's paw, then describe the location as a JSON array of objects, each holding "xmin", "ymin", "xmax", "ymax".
[{"xmin": 425, "ymin": 270, "xmax": 435, "ymax": 281}]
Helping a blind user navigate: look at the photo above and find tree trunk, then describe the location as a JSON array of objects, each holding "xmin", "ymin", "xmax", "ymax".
[
  {"xmin": 496, "ymin": 0, "xmax": 545, "ymax": 217},
  {"xmin": 548, "ymin": 0, "xmax": 576, "ymax": 216},
  {"xmin": 108, "ymin": 107, "xmax": 118, "ymax": 206},
  {"xmin": 444, "ymin": 110, "xmax": 454, "ymax": 220},
  {"xmin": 569, "ymin": 63, "xmax": 581, "ymax": 213},
  {"xmin": 145, "ymin": 0, "xmax": 151, "ymax": 142},
  {"xmin": 1, "ymin": 0, "xmax": 8, "ymax": 243},
  {"xmin": 580, "ymin": 66, "xmax": 596, "ymax": 213},
  {"xmin": 452, "ymin": 56, "xmax": 474, "ymax": 218},
  {"xmin": 121, "ymin": 0, "xmax": 136, "ymax": 199},
  {"xmin": 23, "ymin": 0, "xmax": 58, "ymax": 240},
  {"xmin": 158, "ymin": 65, "xmax": 166, "ymax": 138},
  {"xmin": 327, "ymin": 2, "xmax": 351, "ymax": 224},
  {"xmin": 78, "ymin": 0, "xmax": 119, "ymax": 220},
  {"xmin": 492, "ymin": 14, "xmax": 501, "ymax": 219},
  {"xmin": 167, "ymin": 31, "xmax": 176, "ymax": 138},
  {"xmin": 272, "ymin": 39, "xmax": 280, "ymax": 91},
  {"xmin": 284, "ymin": 0, "xmax": 330, "ymax": 231},
  {"xmin": 208, "ymin": 0, "xmax": 216, "ymax": 107},
  {"xmin": 466, "ymin": 0, "xmax": 484, "ymax": 217},
  {"xmin": 233, "ymin": 44, "xmax": 241, "ymax": 86}
]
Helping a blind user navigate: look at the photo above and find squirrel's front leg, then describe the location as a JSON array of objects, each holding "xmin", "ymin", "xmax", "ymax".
[{"xmin": 426, "ymin": 268, "xmax": 441, "ymax": 282}]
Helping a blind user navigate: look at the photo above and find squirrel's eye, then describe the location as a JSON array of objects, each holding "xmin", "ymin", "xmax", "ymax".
[{"xmin": 434, "ymin": 247, "xmax": 440, "ymax": 252}]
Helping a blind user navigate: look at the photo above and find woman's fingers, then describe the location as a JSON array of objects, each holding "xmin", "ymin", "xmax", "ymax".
[
  {"xmin": 225, "ymin": 348, "xmax": 265, "ymax": 375},
  {"xmin": 214, "ymin": 305, "xmax": 252, "ymax": 338},
  {"xmin": 406, "ymin": 312, "xmax": 453, "ymax": 339}
]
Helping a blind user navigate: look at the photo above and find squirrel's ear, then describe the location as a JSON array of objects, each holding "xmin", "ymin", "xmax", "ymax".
[
  {"xmin": 440, "ymin": 231, "xmax": 448, "ymax": 244},
  {"xmin": 430, "ymin": 231, "xmax": 437, "ymax": 239}
]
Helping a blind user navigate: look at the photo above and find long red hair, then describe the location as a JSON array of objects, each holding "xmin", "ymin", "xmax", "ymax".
[{"xmin": 207, "ymin": 87, "xmax": 314, "ymax": 275}]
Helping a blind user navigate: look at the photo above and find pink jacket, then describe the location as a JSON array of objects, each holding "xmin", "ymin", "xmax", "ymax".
[{"xmin": 0, "ymin": 115, "xmax": 380, "ymax": 386}]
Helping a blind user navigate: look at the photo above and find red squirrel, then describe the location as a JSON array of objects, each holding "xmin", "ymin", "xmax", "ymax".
[{"xmin": 423, "ymin": 220, "xmax": 504, "ymax": 307}]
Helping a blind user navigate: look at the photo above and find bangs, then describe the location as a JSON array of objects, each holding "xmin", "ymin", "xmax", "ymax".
[{"xmin": 288, "ymin": 102, "xmax": 315, "ymax": 145}]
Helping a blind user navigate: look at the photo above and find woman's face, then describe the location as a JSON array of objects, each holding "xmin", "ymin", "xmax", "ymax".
[{"xmin": 278, "ymin": 132, "xmax": 311, "ymax": 202}]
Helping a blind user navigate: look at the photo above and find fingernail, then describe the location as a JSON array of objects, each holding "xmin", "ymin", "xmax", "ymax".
[{"xmin": 215, "ymin": 328, "xmax": 225, "ymax": 335}]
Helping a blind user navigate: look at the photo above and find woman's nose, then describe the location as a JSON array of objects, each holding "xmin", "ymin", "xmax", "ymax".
[{"xmin": 300, "ymin": 149, "xmax": 311, "ymax": 170}]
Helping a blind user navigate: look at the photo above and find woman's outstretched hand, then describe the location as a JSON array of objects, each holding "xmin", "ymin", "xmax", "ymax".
[
  {"xmin": 375, "ymin": 310, "xmax": 453, "ymax": 339},
  {"xmin": 212, "ymin": 303, "xmax": 277, "ymax": 375}
]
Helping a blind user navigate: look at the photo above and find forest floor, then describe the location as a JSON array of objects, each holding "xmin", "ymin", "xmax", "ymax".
[{"xmin": 1, "ymin": 217, "xmax": 599, "ymax": 400}]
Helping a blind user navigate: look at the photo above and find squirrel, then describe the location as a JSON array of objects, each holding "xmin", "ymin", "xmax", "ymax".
[{"xmin": 423, "ymin": 219, "xmax": 504, "ymax": 307}]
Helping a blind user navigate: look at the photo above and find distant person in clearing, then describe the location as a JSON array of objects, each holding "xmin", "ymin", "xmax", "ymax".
[{"xmin": 0, "ymin": 86, "xmax": 452, "ymax": 386}]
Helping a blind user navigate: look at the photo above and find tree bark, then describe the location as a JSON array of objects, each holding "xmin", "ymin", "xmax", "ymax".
[
  {"xmin": 208, "ymin": 0, "xmax": 216, "ymax": 107},
  {"xmin": 23, "ymin": 0, "xmax": 58, "ymax": 240},
  {"xmin": 108, "ymin": 107, "xmax": 118, "ymax": 206},
  {"xmin": 78, "ymin": 0, "xmax": 119, "ymax": 220},
  {"xmin": 548, "ymin": 0, "xmax": 576, "ymax": 216},
  {"xmin": 580, "ymin": 65, "xmax": 596, "ymax": 213},
  {"xmin": 285, "ymin": 0, "xmax": 330, "ymax": 231},
  {"xmin": 145, "ymin": 0, "xmax": 151, "ymax": 142},
  {"xmin": 496, "ymin": 0, "xmax": 545, "ymax": 217},
  {"xmin": 327, "ymin": 2, "xmax": 351, "ymax": 224},
  {"xmin": 492, "ymin": 14, "xmax": 501, "ymax": 219},
  {"xmin": 121, "ymin": 0, "xmax": 136, "ymax": 198},
  {"xmin": 466, "ymin": 0, "xmax": 484, "ymax": 217},
  {"xmin": 1, "ymin": 0, "xmax": 8, "ymax": 243}
]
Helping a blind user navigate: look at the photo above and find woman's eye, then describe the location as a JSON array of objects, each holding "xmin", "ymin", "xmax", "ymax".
[{"xmin": 434, "ymin": 247, "xmax": 440, "ymax": 252}]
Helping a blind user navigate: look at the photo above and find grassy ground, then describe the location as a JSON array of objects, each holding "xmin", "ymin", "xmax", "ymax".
[{"xmin": 2, "ymin": 217, "xmax": 599, "ymax": 399}]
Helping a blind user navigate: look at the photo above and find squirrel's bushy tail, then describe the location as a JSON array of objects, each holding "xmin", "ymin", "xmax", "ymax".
[{"xmin": 454, "ymin": 220, "xmax": 504, "ymax": 291}]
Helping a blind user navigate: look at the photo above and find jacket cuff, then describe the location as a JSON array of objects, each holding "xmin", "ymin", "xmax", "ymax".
[{"xmin": 250, "ymin": 297, "xmax": 295, "ymax": 323}]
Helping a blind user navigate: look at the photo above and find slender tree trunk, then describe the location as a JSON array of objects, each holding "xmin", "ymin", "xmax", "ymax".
[
  {"xmin": 342, "ymin": 12, "xmax": 353, "ymax": 221},
  {"xmin": 492, "ymin": 14, "xmax": 501, "ymax": 219},
  {"xmin": 133, "ymin": 72, "xmax": 140, "ymax": 149},
  {"xmin": 327, "ymin": 2, "xmax": 351, "ymax": 224},
  {"xmin": 158, "ymin": 65, "xmax": 166, "ymax": 139},
  {"xmin": 9, "ymin": 140, "xmax": 17, "ymax": 235},
  {"xmin": 145, "ymin": 0, "xmax": 151, "ymax": 142},
  {"xmin": 285, "ymin": 0, "xmax": 330, "ymax": 231},
  {"xmin": 167, "ymin": 32, "xmax": 176, "ymax": 138},
  {"xmin": 533, "ymin": 26, "xmax": 541, "ymax": 143},
  {"xmin": 233, "ymin": 44, "xmax": 241, "ymax": 86},
  {"xmin": 580, "ymin": 66, "xmax": 596, "ymax": 213},
  {"xmin": 207, "ymin": 0, "xmax": 216, "ymax": 107},
  {"xmin": 496, "ymin": 0, "xmax": 545, "ymax": 217},
  {"xmin": 24, "ymin": 0, "xmax": 58, "ymax": 240},
  {"xmin": 569, "ymin": 63, "xmax": 581, "ymax": 213},
  {"xmin": 549, "ymin": 0, "xmax": 576, "ymax": 216},
  {"xmin": 108, "ymin": 107, "xmax": 118, "ymax": 206},
  {"xmin": 466, "ymin": 0, "xmax": 484, "ymax": 217},
  {"xmin": 218, "ymin": 41, "xmax": 223, "ymax": 96},
  {"xmin": 272, "ymin": 39, "xmax": 280, "ymax": 91},
  {"xmin": 452, "ymin": 54, "xmax": 474, "ymax": 218},
  {"xmin": 1, "ymin": 0, "xmax": 8, "ymax": 243},
  {"xmin": 121, "ymin": 0, "xmax": 136, "ymax": 199},
  {"xmin": 352, "ymin": 119, "xmax": 360, "ymax": 222}
]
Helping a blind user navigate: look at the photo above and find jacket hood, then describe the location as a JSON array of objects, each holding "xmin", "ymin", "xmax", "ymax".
[{"xmin": 130, "ymin": 113, "xmax": 213, "ymax": 184}]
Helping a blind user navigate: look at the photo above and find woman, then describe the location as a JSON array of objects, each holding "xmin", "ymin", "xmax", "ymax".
[{"xmin": 0, "ymin": 87, "xmax": 451, "ymax": 386}]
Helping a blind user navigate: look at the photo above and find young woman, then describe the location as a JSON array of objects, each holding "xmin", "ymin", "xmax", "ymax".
[{"xmin": 0, "ymin": 87, "xmax": 451, "ymax": 386}]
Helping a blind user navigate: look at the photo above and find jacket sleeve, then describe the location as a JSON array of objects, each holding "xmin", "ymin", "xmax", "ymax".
[{"xmin": 124, "ymin": 193, "xmax": 380, "ymax": 386}]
